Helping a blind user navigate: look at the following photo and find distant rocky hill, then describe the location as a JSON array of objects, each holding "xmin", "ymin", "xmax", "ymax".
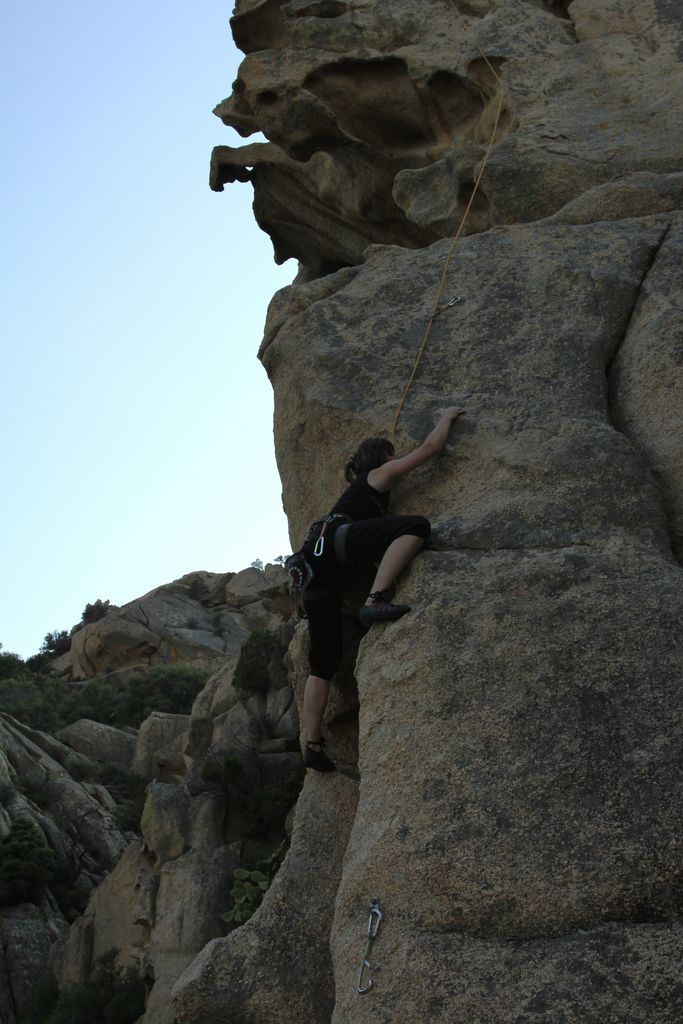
[
  {"xmin": 0, "ymin": 565, "xmax": 301, "ymax": 1024},
  {"xmin": 50, "ymin": 565, "xmax": 292, "ymax": 682}
]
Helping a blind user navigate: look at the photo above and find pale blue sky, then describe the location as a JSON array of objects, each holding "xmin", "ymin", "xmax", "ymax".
[{"xmin": 1, "ymin": 2, "xmax": 295, "ymax": 658}]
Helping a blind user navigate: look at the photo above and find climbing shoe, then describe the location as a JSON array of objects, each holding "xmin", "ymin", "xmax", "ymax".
[
  {"xmin": 358, "ymin": 590, "xmax": 411, "ymax": 626},
  {"xmin": 304, "ymin": 739, "xmax": 335, "ymax": 773}
]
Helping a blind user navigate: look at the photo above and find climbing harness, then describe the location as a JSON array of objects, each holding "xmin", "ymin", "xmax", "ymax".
[
  {"xmin": 391, "ymin": 1, "xmax": 505, "ymax": 439},
  {"xmin": 284, "ymin": 513, "xmax": 352, "ymax": 616},
  {"xmin": 309, "ymin": 513, "xmax": 352, "ymax": 558},
  {"xmin": 356, "ymin": 898, "xmax": 382, "ymax": 994}
]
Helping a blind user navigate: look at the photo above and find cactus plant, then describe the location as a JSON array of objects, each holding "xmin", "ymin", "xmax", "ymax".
[{"xmin": 223, "ymin": 839, "xmax": 288, "ymax": 927}]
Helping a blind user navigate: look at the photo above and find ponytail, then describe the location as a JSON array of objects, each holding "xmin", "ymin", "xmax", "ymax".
[{"xmin": 344, "ymin": 456, "xmax": 358, "ymax": 483}]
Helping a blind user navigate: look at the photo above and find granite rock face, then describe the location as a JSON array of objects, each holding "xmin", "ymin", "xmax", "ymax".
[
  {"xmin": 172, "ymin": 773, "xmax": 358, "ymax": 1024},
  {"xmin": 172, "ymin": 1, "xmax": 683, "ymax": 1022}
]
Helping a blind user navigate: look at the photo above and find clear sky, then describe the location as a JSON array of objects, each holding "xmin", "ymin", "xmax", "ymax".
[{"xmin": 0, "ymin": 2, "xmax": 296, "ymax": 659}]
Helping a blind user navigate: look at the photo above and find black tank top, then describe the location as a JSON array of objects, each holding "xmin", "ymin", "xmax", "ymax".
[{"xmin": 329, "ymin": 472, "xmax": 390, "ymax": 521}]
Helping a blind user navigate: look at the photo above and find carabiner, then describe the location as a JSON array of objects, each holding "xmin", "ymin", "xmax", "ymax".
[
  {"xmin": 357, "ymin": 958, "xmax": 373, "ymax": 994},
  {"xmin": 368, "ymin": 898, "xmax": 382, "ymax": 937},
  {"xmin": 313, "ymin": 535, "xmax": 325, "ymax": 557}
]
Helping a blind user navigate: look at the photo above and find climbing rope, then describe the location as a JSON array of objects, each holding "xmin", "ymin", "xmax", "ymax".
[{"xmin": 391, "ymin": 2, "xmax": 505, "ymax": 439}]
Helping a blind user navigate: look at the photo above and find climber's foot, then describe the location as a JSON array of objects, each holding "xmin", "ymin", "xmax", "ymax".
[
  {"xmin": 304, "ymin": 739, "xmax": 336, "ymax": 773},
  {"xmin": 359, "ymin": 590, "xmax": 411, "ymax": 626}
]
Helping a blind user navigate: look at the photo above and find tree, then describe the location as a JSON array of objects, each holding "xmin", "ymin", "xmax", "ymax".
[
  {"xmin": 0, "ymin": 819, "xmax": 60, "ymax": 905},
  {"xmin": 0, "ymin": 643, "xmax": 26, "ymax": 681},
  {"xmin": 40, "ymin": 630, "xmax": 71, "ymax": 657},
  {"xmin": 81, "ymin": 599, "xmax": 113, "ymax": 625}
]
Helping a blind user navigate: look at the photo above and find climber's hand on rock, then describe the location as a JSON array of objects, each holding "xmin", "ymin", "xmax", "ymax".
[{"xmin": 440, "ymin": 406, "xmax": 466, "ymax": 422}]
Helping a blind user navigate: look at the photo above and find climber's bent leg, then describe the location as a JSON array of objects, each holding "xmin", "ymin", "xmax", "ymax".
[
  {"xmin": 345, "ymin": 515, "xmax": 431, "ymax": 625},
  {"xmin": 368, "ymin": 533, "xmax": 425, "ymax": 596}
]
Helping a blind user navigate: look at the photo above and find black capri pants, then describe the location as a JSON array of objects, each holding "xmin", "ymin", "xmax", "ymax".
[{"xmin": 303, "ymin": 514, "xmax": 430, "ymax": 680}]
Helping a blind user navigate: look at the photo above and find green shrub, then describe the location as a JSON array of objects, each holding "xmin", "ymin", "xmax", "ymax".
[
  {"xmin": 114, "ymin": 791, "xmax": 147, "ymax": 834},
  {"xmin": 233, "ymin": 629, "xmax": 278, "ymax": 695},
  {"xmin": 18, "ymin": 778, "xmax": 47, "ymax": 807},
  {"xmin": 200, "ymin": 751, "xmax": 301, "ymax": 839},
  {"xmin": 19, "ymin": 974, "xmax": 59, "ymax": 1024},
  {"xmin": 0, "ymin": 819, "xmax": 60, "ymax": 906},
  {"xmin": 0, "ymin": 674, "xmax": 65, "ymax": 732},
  {"xmin": 94, "ymin": 763, "xmax": 146, "ymax": 802},
  {"xmin": 63, "ymin": 755, "xmax": 92, "ymax": 781},
  {"xmin": 0, "ymin": 664, "xmax": 209, "ymax": 733},
  {"xmin": 200, "ymin": 754, "xmax": 244, "ymax": 792},
  {"xmin": 32, "ymin": 949, "xmax": 145, "ymax": 1024},
  {"xmin": 100, "ymin": 767, "xmax": 147, "ymax": 833},
  {"xmin": 62, "ymin": 760, "xmax": 147, "ymax": 834}
]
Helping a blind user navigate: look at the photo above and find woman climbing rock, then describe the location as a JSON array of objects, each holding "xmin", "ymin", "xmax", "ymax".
[{"xmin": 301, "ymin": 406, "xmax": 465, "ymax": 772}]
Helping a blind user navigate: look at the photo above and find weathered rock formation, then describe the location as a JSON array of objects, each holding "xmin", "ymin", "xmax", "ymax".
[
  {"xmin": 173, "ymin": 1, "xmax": 683, "ymax": 1022},
  {"xmin": 0, "ymin": 564, "xmax": 298, "ymax": 1023},
  {"xmin": 52, "ymin": 565, "xmax": 291, "ymax": 681},
  {"xmin": 50, "ymin": 565, "xmax": 301, "ymax": 1023},
  {"xmin": 0, "ymin": 713, "xmax": 128, "ymax": 1022},
  {"xmin": 211, "ymin": 0, "xmax": 683, "ymax": 277},
  {"xmin": 56, "ymin": 786, "xmax": 239, "ymax": 1024}
]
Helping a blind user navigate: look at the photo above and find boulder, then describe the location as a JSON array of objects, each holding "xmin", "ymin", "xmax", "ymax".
[
  {"xmin": 210, "ymin": 700, "xmax": 264, "ymax": 754},
  {"xmin": 133, "ymin": 713, "xmax": 191, "ymax": 782},
  {"xmin": 140, "ymin": 785, "xmax": 224, "ymax": 867},
  {"xmin": 200, "ymin": 657, "xmax": 243, "ymax": 719},
  {"xmin": 57, "ymin": 719, "xmax": 137, "ymax": 768},
  {"xmin": 223, "ymin": 565, "xmax": 288, "ymax": 608},
  {"xmin": 265, "ymin": 684, "xmax": 293, "ymax": 732}
]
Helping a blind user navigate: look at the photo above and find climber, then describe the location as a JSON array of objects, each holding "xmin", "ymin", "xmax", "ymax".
[{"xmin": 302, "ymin": 406, "xmax": 465, "ymax": 772}]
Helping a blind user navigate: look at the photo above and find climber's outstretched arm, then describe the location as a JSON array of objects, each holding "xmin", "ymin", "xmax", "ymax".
[{"xmin": 368, "ymin": 407, "xmax": 465, "ymax": 491}]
